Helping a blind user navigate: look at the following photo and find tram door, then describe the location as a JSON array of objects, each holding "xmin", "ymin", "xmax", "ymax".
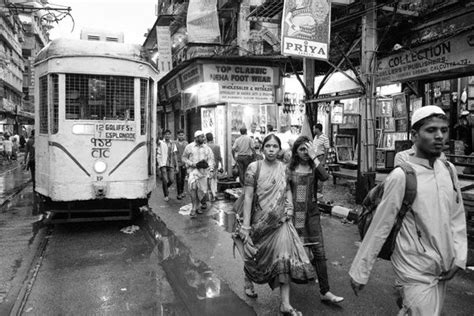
[{"xmin": 147, "ymin": 79, "xmax": 154, "ymax": 176}]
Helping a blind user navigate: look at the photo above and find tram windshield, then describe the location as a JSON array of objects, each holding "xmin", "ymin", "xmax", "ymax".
[{"xmin": 65, "ymin": 74, "xmax": 135, "ymax": 120}]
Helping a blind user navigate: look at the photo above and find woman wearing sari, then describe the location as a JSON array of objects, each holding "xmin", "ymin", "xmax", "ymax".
[
  {"xmin": 239, "ymin": 134, "xmax": 315, "ymax": 316},
  {"xmin": 287, "ymin": 136, "xmax": 344, "ymax": 304}
]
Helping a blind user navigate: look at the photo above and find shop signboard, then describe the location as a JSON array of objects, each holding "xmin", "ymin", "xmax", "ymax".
[
  {"xmin": 164, "ymin": 76, "xmax": 180, "ymax": 98},
  {"xmin": 187, "ymin": 0, "xmax": 221, "ymax": 43},
  {"xmin": 180, "ymin": 65, "xmax": 202, "ymax": 90},
  {"xmin": 377, "ymin": 29, "xmax": 474, "ymax": 85},
  {"xmin": 156, "ymin": 26, "xmax": 173, "ymax": 75},
  {"xmin": 281, "ymin": 0, "xmax": 331, "ymax": 60},
  {"xmin": 202, "ymin": 64, "xmax": 277, "ymax": 104}
]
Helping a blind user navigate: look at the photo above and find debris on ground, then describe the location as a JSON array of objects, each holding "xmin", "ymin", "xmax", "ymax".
[
  {"xmin": 120, "ymin": 225, "xmax": 140, "ymax": 234},
  {"xmin": 179, "ymin": 204, "xmax": 192, "ymax": 216}
]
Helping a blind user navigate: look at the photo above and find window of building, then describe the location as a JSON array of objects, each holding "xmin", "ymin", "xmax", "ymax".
[
  {"xmin": 106, "ymin": 37, "xmax": 118, "ymax": 42},
  {"xmin": 87, "ymin": 35, "xmax": 100, "ymax": 41},
  {"xmin": 65, "ymin": 74, "xmax": 134, "ymax": 120},
  {"xmin": 140, "ymin": 79, "xmax": 147, "ymax": 135},
  {"xmin": 50, "ymin": 74, "xmax": 59, "ymax": 134},
  {"xmin": 39, "ymin": 76, "xmax": 48, "ymax": 134}
]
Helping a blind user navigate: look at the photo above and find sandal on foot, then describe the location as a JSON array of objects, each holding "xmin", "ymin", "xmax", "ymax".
[
  {"xmin": 279, "ymin": 305, "xmax": 302, "ymax": 316},
  {"xmin": 190, "ymin": 210, "xmax": 197, "ymax": 218},
  {"xmin": 244, "ymin": 285, "xmax": 257, "ymax": 298},
  {"xmin": 196, "ymin": 208, "xmax": 204, "ymax": 214},
  {"xmin": 320, "ymin": 291, "xmax": 344, "ymax": 304}
]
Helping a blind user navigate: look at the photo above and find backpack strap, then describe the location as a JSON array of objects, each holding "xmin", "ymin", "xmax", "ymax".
[
  {"xmin": 397, "ymin": 162, "xmax": 417, "ymax": 210},
  {"xmin": 441, "ymin": 160, "xmax": 460, "ymax": 204}
]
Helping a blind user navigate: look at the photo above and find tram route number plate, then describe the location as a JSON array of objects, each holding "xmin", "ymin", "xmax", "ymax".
[{"xmin": 95, "ymin": 123, "xmax": 136, "ymax": 141}]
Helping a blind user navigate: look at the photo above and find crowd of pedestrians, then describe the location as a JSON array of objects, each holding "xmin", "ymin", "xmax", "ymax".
[{"xmin": 157, "ymin": 104, "xmax": 467, "ymax": 316}]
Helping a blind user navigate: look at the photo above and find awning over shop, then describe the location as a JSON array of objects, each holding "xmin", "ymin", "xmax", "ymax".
[
  {"xmin": 247, "ymin": 0, "xmax": 283, "ymax": 23},
  {"xmin": 314, "ymin": 70, "xmax": 361, "ymax": 95}
]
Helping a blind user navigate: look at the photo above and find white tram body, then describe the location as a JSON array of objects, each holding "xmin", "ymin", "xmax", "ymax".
[{"xmin": 34, "ymin": 39, "xmax": 158, "ymax": 212}]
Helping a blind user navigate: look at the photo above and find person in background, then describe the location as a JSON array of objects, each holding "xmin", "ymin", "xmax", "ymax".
[
  {"xmin": 350, "ymin": 106, "xmax": 467, "ymax": 315},
  {"xmin": 23, "ymin": 130, "xmax": 35, "ymax": 188},
  {"xmin": 156, "ymin": 129, "xmax": 178, "ymax": 202},
  {"xmin": 206, "ymin": 132, "xmax": 222, "ymax": 202},
  {"xmin": 287, "ymin": 136, "xmax": 344, "ymax": 304},
  {"xmin": 238, "ymin": 134, "xmax": 315, "ymax": 315},
  {"xmin": 3, "ymin": 134, "xmax": 12, "ymax": 163},
  {"xmin": 248, "ymin": 122, "xmax": 262, "ymax": 144},
  {"xmin": 11, "ymin": 137, "xmax": 19, "ymax": 160},
  {"xmin": 19, "ymin": 134, "xmax": 26, "ymax": 150},
  {"xmin": 182, "ymin": 130, "xmax": 214, "ymax": 217},
  {"xmin": 454, "ymin": 110, "xmax": 472, "ymax": 155},
  {"xmin": 253, "ymin": 138, "xmax": 264, "ymax": 161},
  {"xmin": 175, "ymin": 129, "xmax": 188, "ymax": 200},
  {"xmin": 312, "ymin": 123, "xmax": 330, "ymax": 194},
  {"xmin": 232, "ymin": 127, "xmax": 255, "ymax": 187}
]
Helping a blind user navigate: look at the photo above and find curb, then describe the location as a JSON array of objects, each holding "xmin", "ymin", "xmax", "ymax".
[{"xmin": 0, "ymin": 217, "xmax": 49, "ymax": 316}]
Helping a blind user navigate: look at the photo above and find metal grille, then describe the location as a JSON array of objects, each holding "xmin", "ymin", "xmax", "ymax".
[
  {"xmin": 140, "ymin": 79, "xmax": 147, "ymax": 135},
  {"xmin": 50, "ymin": 74, "xmax": 59, "ymax": 134},
  {"xmin": 39, "ymin": 76, "xmax": 48, "ymax": 134},
  {"xmin": 65, "ymin": 74, "xmax": 135, "ymax": 120}
]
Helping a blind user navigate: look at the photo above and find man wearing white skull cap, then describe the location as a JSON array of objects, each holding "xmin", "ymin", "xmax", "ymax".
[{"xmin": 350, "ymin": 105, "xmax": 467, "ymax": 315}]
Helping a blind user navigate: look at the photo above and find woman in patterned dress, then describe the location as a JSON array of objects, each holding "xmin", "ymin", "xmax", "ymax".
[
  {"xmin": 238, "ymin": 134, "xmax": 315, "ymax": 316},
  {"xmin": 286, "ymin": 136, "xmax": 344, "ymax": 304}
]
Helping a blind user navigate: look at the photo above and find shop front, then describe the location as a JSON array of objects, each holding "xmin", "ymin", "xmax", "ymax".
[
  {"xmin": 159, "ymin": 58, "xmax": 281, "ymax": 174},
  {"xmin": 376, "ymin": 28, "xmax": 474, "ymax": 171}
]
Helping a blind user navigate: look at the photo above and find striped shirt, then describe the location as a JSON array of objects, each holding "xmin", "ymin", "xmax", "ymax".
[{"xmin": 313, "ymin": 133, "xmax": 330, "ymax": 156}]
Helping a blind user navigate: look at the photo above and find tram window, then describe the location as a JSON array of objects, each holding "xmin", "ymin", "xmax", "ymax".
[
  {"xmin": 50, "ymin": 74, "xmax": 59, "ymax": 134},
  {"xmin": 65, "ymin": 74, "xmax": 135, "ymax": 121},
  {"xmin": 140, "ymin": 79, "xmax": 147, "ymax": 135},
  {"xmin": 39, "ymin": 76, "xmax": 48, "ymax": 134}
]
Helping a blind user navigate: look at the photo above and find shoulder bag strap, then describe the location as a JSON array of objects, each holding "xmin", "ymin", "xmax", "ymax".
[{"xmin": 442, "ymin": 160, "xmax": 460, "ymax": 203}]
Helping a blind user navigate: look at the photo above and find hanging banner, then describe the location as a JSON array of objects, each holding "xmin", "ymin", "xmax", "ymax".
[
  {"xmin": 156, "ymin": 26, "xmax": 173, "ymax": 76},
  {"xmin": 187, "ymin": 0, "xmax": 221, "ymax": 44},
  {"xmin": 281, "ymin": 0, "xmax": 331, "ymax": 60}
]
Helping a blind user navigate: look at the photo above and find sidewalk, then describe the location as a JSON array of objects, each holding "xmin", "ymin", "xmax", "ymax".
[{"xmin": 0, "ymin": 153, "xmax": 32, "ymax": 207}]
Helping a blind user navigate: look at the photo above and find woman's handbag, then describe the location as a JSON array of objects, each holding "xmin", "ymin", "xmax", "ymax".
[{"xmin": 232, "ymin": 161, "xmax": 261, "ymax": 260}]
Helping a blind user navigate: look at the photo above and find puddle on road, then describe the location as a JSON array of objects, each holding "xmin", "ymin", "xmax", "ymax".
[{"xmin": 139, "ymin": 209, "xmax": 255, "ymax": 316}]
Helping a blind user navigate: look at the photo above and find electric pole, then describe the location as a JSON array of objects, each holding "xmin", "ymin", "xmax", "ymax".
[{"xmin": 356, "ymin": 0, "xmax": 377, "ymax": 203}]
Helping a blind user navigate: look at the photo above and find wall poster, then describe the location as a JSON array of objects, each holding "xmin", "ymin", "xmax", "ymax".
[{"xmin": 392, "ymin": 93, "xmax": 407, "ymax": 118}]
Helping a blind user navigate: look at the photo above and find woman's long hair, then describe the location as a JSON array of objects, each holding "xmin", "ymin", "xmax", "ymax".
[{"xmin": 288, "ymin": 135, "xmax": 315, "ymax": 171}]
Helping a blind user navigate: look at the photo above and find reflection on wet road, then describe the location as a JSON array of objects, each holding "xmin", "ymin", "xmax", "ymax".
[{"xmin": 140, "ymin": 209, "xmax": 255, "ymax": 315}]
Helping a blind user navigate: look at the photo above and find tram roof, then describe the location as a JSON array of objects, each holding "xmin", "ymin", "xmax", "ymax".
[{"xmin": 35, "ymin": 38, "xmax": 149, "ymax": 64}]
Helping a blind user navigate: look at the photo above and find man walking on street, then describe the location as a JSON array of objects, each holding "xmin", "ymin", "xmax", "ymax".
[
  {"xmin": 182, "ymin": 130, "xmax": 214, "ymax": 217},
  {"xmin": 175, "ymin": 129, "xmax": 188, "ymax": 200},
  {"xmin": 23, "ymin": 130, "xmax": 35, "ymax": 188},
  {"xmin": 232, "ymin": 127, "xmax": 255, "ymax": 186},
  {"xmin": 157, "ymin": 129, "xmax": 178, "ymax": 202},
  {"xmin": 206, "ymin": 132, "xmax": 223, "ymax": 202},
  {"xmin": 349, "ymin": 106, "xmax": 467, "ymax": 315},
  {"xmin": 313, "ymin": 123, "xmax": 330, "ymax": 193}
]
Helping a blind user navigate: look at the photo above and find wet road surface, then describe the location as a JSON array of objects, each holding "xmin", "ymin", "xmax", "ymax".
[{"xmin": 149, "ymin": 185, "xmax": 474, "ymax": 316}]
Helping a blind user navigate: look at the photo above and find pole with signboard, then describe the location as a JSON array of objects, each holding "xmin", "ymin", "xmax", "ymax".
[{"xmin": 281, "ymin": 0, "xmax": 331, "ymax": 135}]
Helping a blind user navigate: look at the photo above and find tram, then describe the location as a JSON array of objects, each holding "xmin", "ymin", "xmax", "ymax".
[{"xmin": 33, "ymin": 38, "xmax": 158, "ymax": 222}]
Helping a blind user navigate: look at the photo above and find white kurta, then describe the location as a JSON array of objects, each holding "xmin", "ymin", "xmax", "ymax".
[{"xmin": 349, "ymin": 156, "xmax": 467, "ymax": 315}]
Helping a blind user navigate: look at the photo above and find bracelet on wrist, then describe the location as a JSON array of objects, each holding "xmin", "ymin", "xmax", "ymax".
[{"xmin": 241, "ymin": 225, "xmax": 251, "ymax": 230}]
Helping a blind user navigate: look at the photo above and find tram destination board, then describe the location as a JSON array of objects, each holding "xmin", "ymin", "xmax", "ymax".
[{"xmin": 95, "ymin": 123, "xmax": 136, "ymax": 141}]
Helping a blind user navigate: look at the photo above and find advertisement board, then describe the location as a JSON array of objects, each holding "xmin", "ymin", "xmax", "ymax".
[{"xmin": 281, "ymin": 0, "xmax": 331, "ymax": 60}]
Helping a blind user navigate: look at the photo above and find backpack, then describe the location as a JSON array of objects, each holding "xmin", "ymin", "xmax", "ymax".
[{"xmin": 357, "ymin": 160, "xmax": 458, "ymax": 260}]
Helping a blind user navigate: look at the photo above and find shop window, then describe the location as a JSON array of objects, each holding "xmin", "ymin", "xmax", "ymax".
[
  {"xmin": 65, "ymin": 74, "xmax": 134, "ymax": 120},
  {"xmin": 50, "ymin": 74, "xmax": 59, "ymax": 134},
  {"xmin": 39, "ymin": 76, "xmax": 48, "ymax": 134}
]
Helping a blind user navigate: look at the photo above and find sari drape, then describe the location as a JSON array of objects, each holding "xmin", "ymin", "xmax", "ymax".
[{"xmin": 243, "ymin": 161, "xmax": 315, "ymax": 289}]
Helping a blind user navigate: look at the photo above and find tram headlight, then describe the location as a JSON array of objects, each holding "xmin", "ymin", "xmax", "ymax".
[{"xmin": 94, "ymin": 160, "xmax": 107, "ymax": 174}]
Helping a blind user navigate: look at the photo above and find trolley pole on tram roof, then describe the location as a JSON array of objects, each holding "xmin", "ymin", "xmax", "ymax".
[{"xmin": 356, "ymin": 0, "xmax": 378, "ymax": 203}]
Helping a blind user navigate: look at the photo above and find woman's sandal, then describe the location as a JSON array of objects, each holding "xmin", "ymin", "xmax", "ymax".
[
  {"xmin": 279, "ymin": 305, "xmax": 302, "ymax": 316},
  {"xmin": 244, "ymin": 284, "xmax": 258, "ymax": 298},
  {"xmin": 190, "ymin": 210, "xmax": 197, "ymax": 218}
]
